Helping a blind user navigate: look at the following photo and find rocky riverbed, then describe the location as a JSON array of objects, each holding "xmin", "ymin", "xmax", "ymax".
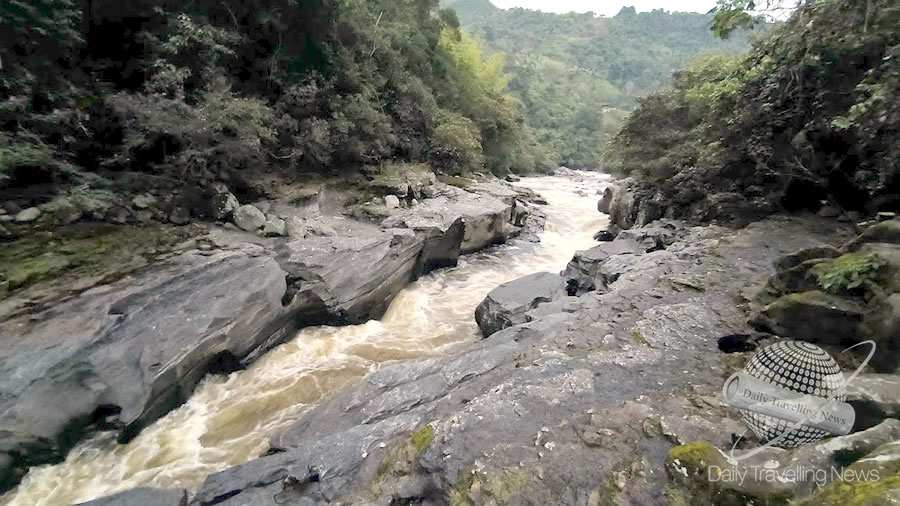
[
  {"xmin": 0, "ymin": 172, "xmax": 546, "ymax": 497},
  {"xmin": 3, "ymin": 169, "xmax": 900, "ymax": 505}
]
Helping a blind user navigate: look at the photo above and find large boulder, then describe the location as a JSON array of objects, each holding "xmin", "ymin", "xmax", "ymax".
[
  {"xmin": 597, "ymin": 186, "xmax": 615, "ymax": 214},
  {"xmin": 847, "ymin": 373, "xmax": 900, "ymax": 428},
  {"xmin": 750, "ymin": 290, "xmax": 865, "ymax": 344},
  {"xmin": 262, "ymin": 218, "xmax": 287, "ymax": 237},
  {"xmin": 607, "ymin": 178, "xmax": 639, "ymax": 229},
  {"xmin": 382, "ymin": 184, "xmax": 520, "ymax": 270},
  {"xmin": 279, "ymin": 229, "xmax": 423, "ymax": 323},
  {"xmin": 210, "ymin": 184, "xmax": 239, "ymax": 220},
  {"xmin": 615, "ymin": 220, "xmax": 687, "ymax": 253},
  {"xmin": 563, "ymin": 238, "xmax": 642, "ymax": 295},
  {"xmin": 233, "ymin": 205, "xmax": 266, "ymax": 232},
  {"xmin": 0, "ymin": 250, "xmax": 297, "ymax": 490},
  {"xmin": 844, "ymin": 219, "xmax": 900, "ymax": 251},
  {"xmin": 475, "ymin": 272, "xmax": 566, "ymax": 337}
]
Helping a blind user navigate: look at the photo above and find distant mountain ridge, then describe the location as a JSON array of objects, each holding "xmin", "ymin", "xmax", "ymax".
[{"xmin": 440, "ymin": 0, "xmax": 751, "ymax": 168}]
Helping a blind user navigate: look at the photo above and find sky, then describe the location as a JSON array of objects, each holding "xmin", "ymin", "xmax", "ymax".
[{"xmin": 490, "ymin": 1, "xmax": 719, "ymax": 17}]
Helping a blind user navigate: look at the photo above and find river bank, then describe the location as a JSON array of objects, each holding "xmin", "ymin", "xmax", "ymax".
[
  {"xmin": 0, "ymin": 170, "xmax": 611, "ymax": 504},
  {"xmin": 3, "ymin": 169, "xmax": 900, "ymax": 505}
]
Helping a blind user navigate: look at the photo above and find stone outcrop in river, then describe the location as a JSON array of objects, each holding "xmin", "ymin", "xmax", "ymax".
[
  {"xmin": 126, "ymin": 213, "xmax": 896, "ymax": 506},
  {"xmin": 0, "ymin": 178, "xmax": 535, "ymax": 492}
]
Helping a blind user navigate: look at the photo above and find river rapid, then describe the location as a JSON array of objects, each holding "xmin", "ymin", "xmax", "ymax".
[{"xmin": 3, "ymin": 171, "xmax": 612, "ymax": 506}]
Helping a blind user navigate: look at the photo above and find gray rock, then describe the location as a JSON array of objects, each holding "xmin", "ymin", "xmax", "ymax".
[
  {"xmin": 615, "ymin": 220, "xmax": 688, "ymax": 252},
  {"xmin": 308, "ymin": 221, "xmax": 338, "ymax": 237},
  {"xmin": 14, "ymin": 207, "xmax": 40, "ymax": 223},
  {"xmin": 384, "ymin": 195, "xmax": 401, "ymax": 208},
  {"xmin": 0, "ymin": 252, "xmax": 297, "ymax": 488},
  {"xmin": 667, "ymin": 419, "xmax": 900, "ymax": 504},
  {"xmin": 278, "ymin": 229, "xmax": 423, "ymax": 323},
  {"xmin": 75, "ymin": 487, "xmax": 187, "ymax": 506},
  {"xmin": 775, "ymin": 246, "xmax": 842, "ymax": 271},
  {"xmin": 234, "ymin": 205, "xmax": 266, "ymax": 232},
  {"xmin": 563, "ymin": 238, "xmax": 642, "ymax": 294},
  {"xmin": 475, "ymin": 272, "xmax": 566, "ymax": 337},
  {"xmin": 40, "ymin": 197, "xmax": 83, "ymax": 225},
  {"xmin": 285, "ymin": 217, "xmax": 308, "ymax": 239},
  {"xmin": 179, "ymin": 215, "xmax": 843, "ymax": 506},
  {"xmin": 505, "ymin": 174, "xmax": 521, "ymax": 182},
  {"xmin": 167, "ymin": 207, "xmax": 190, "ymax": 225},
  {"xmin": 210, "ymin": 184, "xmax": 239, "ymax": 220},
  {"xmin": 844, "ymin": 219, "xmax": 900, "ymax": 250},
  {"xmin": 262, "ymin": 218, "xmax": 287, "ymax": 237},
  {"xmin": 750, "ymin": 291, "xmax": 865, "ymax": 345},
  {"xmin": 817, "ymin": 205, "xmax": 840, "ymax": 218},
  {"xmin": 847, "ymin": 374, "xmax": 900, "ymax": 423},
  {"xmin": 131, "ymin": 194, "xmax": 157, "ymax": 210},
  {"xmin": 597, "ymin": 186, "xmax": 615, "ymax": 214},
  {"xmin": 593, "ymin": 228, "xmax": 617, "ymax": 242}
]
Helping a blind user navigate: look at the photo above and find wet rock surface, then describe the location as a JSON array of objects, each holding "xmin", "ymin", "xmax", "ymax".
[
  {"xmin": 750, "ymin": 219, "xmax": 900, "ymax": 371},
  {"xmin": 177, "ymin": 214, "xmax": 871, "ymax": 506},
  {"xmin": 75, "ymin": 487, "xmax": 188, "ymax": 506},
  {"xmin": 0, "ymin": 177, "xmax": 534, "ymax": 493},
  {"xmin": 474, "ymin": 271, "xmax": 566, "ymax": 337}
]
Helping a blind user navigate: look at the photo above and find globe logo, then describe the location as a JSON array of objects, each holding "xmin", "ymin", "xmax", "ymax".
[
  {"xmin": 742, "ymin": 341, "xmax": 848, "ymax": 447},
  {"xmin": 723, "ymin": 340, "xmax": 855, "ymax": 450}
]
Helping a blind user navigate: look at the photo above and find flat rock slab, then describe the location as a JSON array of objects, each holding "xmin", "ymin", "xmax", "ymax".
[{"xmin": 75, "ymin": 487, "xmax": 187, "ymax": 506}]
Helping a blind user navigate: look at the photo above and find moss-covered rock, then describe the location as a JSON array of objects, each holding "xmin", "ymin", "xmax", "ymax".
[
  {"xmin": 751, "ymin": 290, "xmax": 865, "ymax": 345},
  {"xmin": 0, "ymin": 224, "xmax": 191, "ymax": 300},
  {"xmin": 794, "ymin": 472, "xmax": 900, "ymax": 506}
]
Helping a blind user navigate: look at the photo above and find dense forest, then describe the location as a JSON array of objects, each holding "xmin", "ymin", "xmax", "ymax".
[
  {"xmin": 606, "ymin": 0, "xmax": 899, "ymax": 222},
  {"xmin": 0, "ymin": 0, "xmax": 554, "ymax": 212},
  {"xmin": 442, "ymin": 0, "xmax": 751, "ymax": 168}
]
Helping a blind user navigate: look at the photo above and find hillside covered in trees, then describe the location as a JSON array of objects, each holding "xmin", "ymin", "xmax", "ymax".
[
  {"xmin": 0, "ymin": 0, "xmax": 553, "ymax": 212},
  {"xmin": 605, "ymin": 0, "xmax": 899, "ymax": 224},
  {"xmin": 442, "ymin": 0, "xmax": 752, "ymax": 168}
]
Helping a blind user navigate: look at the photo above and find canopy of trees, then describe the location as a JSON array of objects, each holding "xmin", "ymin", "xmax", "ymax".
[
  {"xmin": 0, "ymin": 0, "xmax": 552, "ymax": 200},
  {"xmin": 442, "ymin": 0, "xmax": 751, "ymax": 168},
  {"xmin": 606, "ymin": 0, "xmax": 899, "ymax": 218}
]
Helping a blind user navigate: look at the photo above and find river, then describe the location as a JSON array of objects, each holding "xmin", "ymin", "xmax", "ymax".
[{"xmin": 2, "ymin": 171, "xmax": 611, "ymax": 506}]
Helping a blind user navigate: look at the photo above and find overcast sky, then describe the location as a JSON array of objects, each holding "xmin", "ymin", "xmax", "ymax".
[{"xmin": 490, "ymin": 1, "xmax": 719, "ymax": 16}]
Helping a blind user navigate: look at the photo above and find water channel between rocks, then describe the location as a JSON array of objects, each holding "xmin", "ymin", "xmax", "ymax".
[{"xmin": 3, "ymin": 172, "xmax": 611, "ymax": 506}]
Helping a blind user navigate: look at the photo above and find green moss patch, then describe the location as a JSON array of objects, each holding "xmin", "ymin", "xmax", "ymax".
[
  {"xmin": 437, "ymin": 175, "xmax": 476, "ymax": 188},
  {"xmin": 0, "ymin": 223, "xmax": 193, "ymax": 299},
  {"xmin": 794, "ymin": 469, "xmax": 900, "ymax": 506}
]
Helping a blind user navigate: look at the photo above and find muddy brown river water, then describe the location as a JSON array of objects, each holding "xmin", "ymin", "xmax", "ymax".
[{"xmin": 3, "ymin": 172, "xmax": 612, "ymax": 505}]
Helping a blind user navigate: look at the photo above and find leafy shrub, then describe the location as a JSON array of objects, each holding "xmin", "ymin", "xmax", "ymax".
[
  {"xmin": 813, "ymin": 253, "xmax": 887, "ymax": 295},
  {"xmin": 0, "ymin": 130, "xmax": 75, "ymax": 187},
  {"xmin": 106, "ymin": 78, "xmax": 274, "ymax": 177},
  {"xmin": 606, "ymin": 0, "xmax": 900, "ymax": 220},
  {"xmin": 429, "ymin": 109, "xmax": 484, "ymax": 174}
]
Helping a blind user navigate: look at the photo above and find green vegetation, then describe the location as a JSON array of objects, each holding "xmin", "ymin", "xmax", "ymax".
[
  {"xmin": 813, "ymin": 252, "xmax": 887, "ymax": 294},
  {"xmin": 606, "ymin": 0, "xmax": 900, "ymax": 220},
  {"xmin": 0, "ymin": 224, "xmax": 189, "ymax": 297},
  {"xmin": 794, "ymin": 469, "xmax": 900, "ymax": 506},
  {"xmin": 0, "ymin": 0, "xmax": 555, "ymax": 208},
  {"xmin": 410, "ymin": 424, "xmax": 434, "ymax": 454},
  {"xmin": 442, "ymin": 0, "xmax": 750, "ymax": 168}
]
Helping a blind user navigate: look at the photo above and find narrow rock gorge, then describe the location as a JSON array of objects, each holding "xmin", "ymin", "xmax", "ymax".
[{"xmin": 3, "ymin": 169, "xmax": 896, "ymax": 506}]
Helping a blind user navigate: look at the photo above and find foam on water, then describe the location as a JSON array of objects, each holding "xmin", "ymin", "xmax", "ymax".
[{"xmin": 2, "ymin": 171, "xmax": 611, "ymax": 505}]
